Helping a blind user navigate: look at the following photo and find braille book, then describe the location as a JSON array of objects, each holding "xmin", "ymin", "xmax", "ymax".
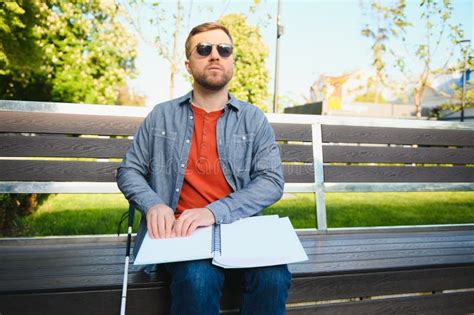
[{"xmin": 133, "ymin": 215, "xmax": 308, "ymax": 268}]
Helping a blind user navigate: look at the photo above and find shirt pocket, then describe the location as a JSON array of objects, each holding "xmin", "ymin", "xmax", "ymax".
[
  {"xmin": 230, "ymin": 133, "xmax": 254, "ymax": 174},
  {"xmin": 152, "ymin": 128, "xmax": 178, "ymax": 168},
  {"xmin": 154, "ymin": 128, "xmax": 178, "ymax": 141}
]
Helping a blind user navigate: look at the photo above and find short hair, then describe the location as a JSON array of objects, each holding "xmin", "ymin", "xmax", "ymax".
[{"xmin": 185, "ymin": 22, "xmax": 233, "ymax": 59}]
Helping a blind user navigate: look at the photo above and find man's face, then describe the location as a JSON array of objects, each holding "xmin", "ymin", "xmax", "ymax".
[{"xmin": 185, "ymin": 29, "xmax": 234, "ymax": 91}]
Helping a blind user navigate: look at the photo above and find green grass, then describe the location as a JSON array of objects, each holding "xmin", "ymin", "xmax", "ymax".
[
  {"xmin": 265, "ymin": 192, "xmax": 474, "ymax": 228},
  {"xmin": 15, "ymin": 194, "xmax": 142, "ymax": 236},
  {"xmin": 8, "ymin": 192, "xmax": 474, "ymax": 236}
]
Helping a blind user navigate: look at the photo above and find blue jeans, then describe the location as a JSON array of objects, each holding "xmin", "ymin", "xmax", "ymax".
[{"xmin": 165, "ymin": 260, "xmax": 291, "ymax": 315}]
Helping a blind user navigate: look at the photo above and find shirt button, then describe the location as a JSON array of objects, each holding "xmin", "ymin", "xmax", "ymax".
[
  {"xmin": 176, "ymin": 188, "xmax": 180, "ymax": 192},
  {"xmin": 161, "ymin": 131, "xmax": 166, "ymax": 135},
  {"xmin": 186, "ymin": 139, "xmax": 190, "ymax": 144},
  {"xmin": 242, "ymin": 136, "xmax": 246, "ymax": 140},
  {"xmin": 190, "ymin": 115, "xmax": 193, "ymax": 120},
  {"xmin": 181, "ymin": 163, "xmax": 185, "ymax": 168}
]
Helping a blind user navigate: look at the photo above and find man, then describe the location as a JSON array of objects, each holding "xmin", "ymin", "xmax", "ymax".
[{"xmin": 117, "ymin": 22, "xmax": 291, "ymax": 314}]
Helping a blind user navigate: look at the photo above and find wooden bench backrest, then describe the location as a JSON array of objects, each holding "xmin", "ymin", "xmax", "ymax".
[
  {"xmin": 1, "ymin": 101, "xmax": 474, "ymax": 188},
  {"xmin": 1, "ymin": 101, "xmax": 473, "ymax": 229}
]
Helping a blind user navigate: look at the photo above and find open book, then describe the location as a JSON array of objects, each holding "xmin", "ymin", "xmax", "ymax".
[{"xmin": 133, "ymin": 215, "xmax": 308, "ymax": 268}]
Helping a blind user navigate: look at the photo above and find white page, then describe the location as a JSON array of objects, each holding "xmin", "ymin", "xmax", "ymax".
[
  {"xmin": 213, "ymin": 216, "xmax": 308, "ymax": 268},
  {"xmin": 134, "ymin": 225, "xmax": 213, "ymax": 265}
]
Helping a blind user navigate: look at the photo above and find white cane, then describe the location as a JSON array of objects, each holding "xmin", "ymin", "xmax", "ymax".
[{"xmin": 120, "ymin": 203, "xmax": 135, "ymax": 315}]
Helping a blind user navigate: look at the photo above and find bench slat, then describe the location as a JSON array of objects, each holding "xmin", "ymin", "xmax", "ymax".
[
  {"xmin": 3, "ymin": 248, "xmax": 474, "ymax": 282},
  {"xmin": 280, "ymin": 144, "xmax": 313, "ymax": 162},
  {"xmin": 0, "ymin": 111, "xmax": 142, "ymax": 136},
  {"xmin": 287, "ymin": 291, "xmax": 474, "ymax": 315},
  {"xmin": 1, "ymin": 269, "xmax": 473, "ymax": 314},
  {"xmin": 325, "ymin": 165, "xmax": 474, "ymax": 182},
  {"xmin": 0, "ymin": 160, "xmax": 118, "ymax": 182},
  {"xmin": 4, "ymin": 136, "xmax": 473, "ymax": 165},
  {"xmin": 0, "ymin": 161, "xmax": 314, "ymax": 183},
  {"xmin": 288, "ymin": 266, "xmax": 474, "ymax": 302},
  {"xmin": 0, "ymin": 287, "xmax": 170, "ymax": 315},
  {"xmin": 0, "ymin": 135, "xmax": 131, "ymax": 158},
  {"xmin": 322, "ymin": 125, "xmax": 474, "ymax": 146},
  {"xmin": 4, "ymin": 240, "xmax": 474, "ymax": 270},
  {"xmin": 0, "ymin": 267, "xmax": 474, "ymax": 314},
  {"xmin": 272, "ymin": 123, "xmax": 312, "ymax": 142},
  {"xmin": 0, "ymin": 112, "xmax": 315, "ymax": 142},
  {"xmin": 1, "ymin": 161, "xmax": 471, "ymax": 183},
  {"xmin": 3, "ymin": 232, "xmax": 474, "ymax": 261},
  {"xmin": 324, "ymin": 146, "xmax": 474, "ymax": 164},
  {"xmin": 0, "ymin": 136, "xmax": 313, "ymax": 163}
]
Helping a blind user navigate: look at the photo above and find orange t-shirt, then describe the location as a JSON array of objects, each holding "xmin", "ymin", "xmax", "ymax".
[{"xmin": 175, "ymin": 104, "xmax": 233, "ymax": 217}]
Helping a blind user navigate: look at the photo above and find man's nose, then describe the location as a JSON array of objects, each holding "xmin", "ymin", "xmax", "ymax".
[{"xmin": 209, "ymin": 46, "xmax": 220, "ymax": 60}]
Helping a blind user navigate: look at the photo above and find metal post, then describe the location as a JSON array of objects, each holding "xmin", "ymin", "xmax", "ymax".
[
  {"xmin": 311, "ymin": 123, "xmax": 327, "ymax": 230},
  {"xmin": 459, "ymin": 39, "xmax": 471, "ymax": 122},
  {"xmin": 272, "ymin": 0, "xmax": 283, "ymax": 113}
]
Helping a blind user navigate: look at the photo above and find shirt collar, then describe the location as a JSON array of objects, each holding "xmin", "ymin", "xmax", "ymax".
[{"xmin": 178, "ymin": 90, "xmax": 241, "ymax": 112}]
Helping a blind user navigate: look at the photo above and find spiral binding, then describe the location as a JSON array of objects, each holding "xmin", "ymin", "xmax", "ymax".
[{"xmin": 212, "ymin": 224, "xmax": 222, "ymax": 255}]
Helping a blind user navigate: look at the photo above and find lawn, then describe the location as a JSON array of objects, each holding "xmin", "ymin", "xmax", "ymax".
[{"xmin": 8, "ymin": 191, "xmax": 473, "ymax": 237}]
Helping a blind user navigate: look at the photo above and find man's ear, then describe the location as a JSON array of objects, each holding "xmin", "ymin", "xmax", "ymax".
[{"xmin": 185, "ymin": 60, "xmax": 192, "ymax": 74}]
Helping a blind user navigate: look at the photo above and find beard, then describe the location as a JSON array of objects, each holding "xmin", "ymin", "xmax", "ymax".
[{"xmin": 193, "ymin": 68, "xmax": 233, "ymax": 91}]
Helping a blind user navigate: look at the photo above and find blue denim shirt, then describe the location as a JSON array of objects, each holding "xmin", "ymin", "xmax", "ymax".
[{"xmin": 116, "ymin": 91, "xmax": 284, "ymax": 256}]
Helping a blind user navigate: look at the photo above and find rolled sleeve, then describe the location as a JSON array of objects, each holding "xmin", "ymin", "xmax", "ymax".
[{"xmin": 206, "ymin": 200, "xmax": 231, "ymax": 224}]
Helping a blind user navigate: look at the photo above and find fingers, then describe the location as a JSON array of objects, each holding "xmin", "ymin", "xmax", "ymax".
[
  {"xmin": 146, "ymin": 204, "xmax": 175, "ymax": 239},
  {"xmin": 165, "ymin": 214, "xmax": 174, "ymax": 238},
  {"xmin": 173, "ymin": 208, "xmax": 214, "ymax": 237},
  {"xmin": 173, "ymin": 215, "xmax": 186, "ymax": 238},
  {"xmin": 157, "ymin": 213, "xmax": 166, "ymax": 239},
  {"xmin": 186, "ymin": 221, "xmax": 199, "ymax": 237},
  {"xmin": 148, "ymin": 207, "xmax": 214, "ymax": 238},
  {"xmin": 147, "ymin": 211, "xmax": 159, "ymax": 239}
]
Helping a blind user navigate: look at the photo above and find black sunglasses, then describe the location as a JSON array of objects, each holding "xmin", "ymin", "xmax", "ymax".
[{"xmin": 192, "ymin": 42, "xmax": 233, "ymax": 58}]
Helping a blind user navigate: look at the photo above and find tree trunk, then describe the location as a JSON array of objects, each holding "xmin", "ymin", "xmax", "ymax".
[{"xmin": 414, "ymin": 87, "xmax": 424, "ymax": 119}]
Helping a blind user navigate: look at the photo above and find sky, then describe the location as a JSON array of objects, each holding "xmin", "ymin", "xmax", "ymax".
[{"xmin": 127, "ymin": 0, "xmax": 473, "ymax": 108}]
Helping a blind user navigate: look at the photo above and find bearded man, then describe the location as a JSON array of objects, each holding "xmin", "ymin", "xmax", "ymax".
[{"xmin": 117, "ymin": 22, "xmax": 291, "ymax": 315}]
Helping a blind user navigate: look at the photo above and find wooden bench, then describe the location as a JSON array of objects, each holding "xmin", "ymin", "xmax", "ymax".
[{"xmin": 1, "ymin": 100, "xmax": 474, "ymax": 314}]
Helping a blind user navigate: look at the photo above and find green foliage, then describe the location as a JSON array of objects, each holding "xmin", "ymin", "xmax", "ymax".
[
  {"xmin": 354, "ymin": 91, "xmax": 386, "ymax": 103},
  {"xmin": 362, "ymin": 0, "xmax": 465, "ymax": 118},
  {"xmin": 0, "ymin": 0, "xmax": 138, "ymax": 104},
  {"xmin": 0, "ymin": 1, "xmax": 43, "ymax": 77},
  {"xmin": 219, "ymin": 14, "xmax": 270, "ymax": 112},
  {"xmin": 0, "ymin": 194, "xmax": 50, "ymax": 235},
  {"xmin": 0, "ymin": 1, "xmax": 138, "ymax": 234},
  {"xmin": 430, "ymin": 88, "xmax": 474, "ymax": 118}
]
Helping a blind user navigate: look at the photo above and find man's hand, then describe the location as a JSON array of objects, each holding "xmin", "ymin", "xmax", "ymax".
[
  {"xmin": 173, "ymin": 208, "xmax": 216, "ymax": 237},
  {"xmin": 146, "ymin": 204, "xmax": 175, "ymax": 239}
]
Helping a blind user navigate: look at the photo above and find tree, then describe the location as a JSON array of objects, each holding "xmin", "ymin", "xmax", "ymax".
[
  {"xmin": 117, "ymin": 84, "xmax": 147, "ymax": 106},
  {"xmin": 219, "ymin": 13, "xmax": 270, "ymax": 111},
  {"xmin": 0, "ymin": 0, "xmax": 138, "ymax": 104},
  {"xmin": 122, "ymin": 0, "xmax": 188, "ymax": 99},
  {"xmin": 0, "ymin": 1, "xmax": 43, "ymax": 78},
  {"xmin": 361, "ymin": 0, "xmax": 409, "ymax": 105},
  {"xmin": 122, "ymin": 1, "xmax": 269, "ymax": 105},
  {"xmin": 0, "ymin": 0, "xmax": 138, "ymax": 235},
  {"xmin": 362, "ymin": 0, "xmax": 465, "ymax": 118}
]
